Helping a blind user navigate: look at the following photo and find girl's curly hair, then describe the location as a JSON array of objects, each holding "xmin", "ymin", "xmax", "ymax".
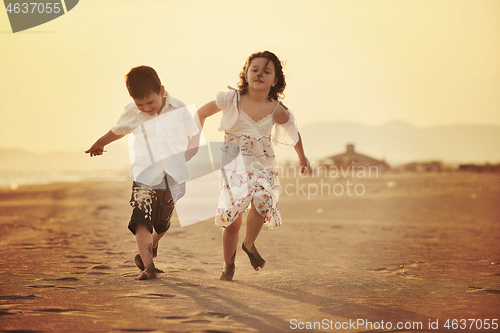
[{"xmin": 237, "ymin": 51, "xmax": 286, "ymax": 101}]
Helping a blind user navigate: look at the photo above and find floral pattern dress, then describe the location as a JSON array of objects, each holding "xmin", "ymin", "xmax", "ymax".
[{"xmin": 215, "ymin": 87, "xmax": 299, "ymax": 229}]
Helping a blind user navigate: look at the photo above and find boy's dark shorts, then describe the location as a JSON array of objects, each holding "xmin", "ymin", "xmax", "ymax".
[{"xmin": 128, "ymin": 174, "xmax": 185, "ymax": 235}]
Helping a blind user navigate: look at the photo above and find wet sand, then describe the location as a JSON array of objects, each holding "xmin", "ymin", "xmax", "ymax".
[{"xmin": 0, "ymin": 172, "xmax": 499, "ymax": 332}]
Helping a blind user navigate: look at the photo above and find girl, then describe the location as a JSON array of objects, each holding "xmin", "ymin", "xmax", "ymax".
[{"xmin": 195, "ymin": 51, "xmax": 308, "ymax": 281}]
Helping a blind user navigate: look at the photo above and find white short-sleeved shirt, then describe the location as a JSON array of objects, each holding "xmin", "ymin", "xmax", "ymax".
[
  {"xmin": 111, "ymin": 91, "xmax": 186, "ymax": 136},
  {"xmin": 111, "ymin": 92, "xmax": 199, "ymax": 185}
]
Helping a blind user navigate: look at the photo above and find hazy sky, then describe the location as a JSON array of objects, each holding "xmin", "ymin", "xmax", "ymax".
[{"xmin": 1, "ymin": 0, "xmax": 499, "ymax": 154}]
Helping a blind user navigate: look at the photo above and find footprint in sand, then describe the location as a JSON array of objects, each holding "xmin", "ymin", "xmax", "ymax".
[
  {"xmin": 50, "ymin": 277, "xmax": 80, "ymax": 289},
  {"xmin": 201, "ymin": 312, "xmax": 231, "ymax": 319},
  {"xmin": 54, "ymin": 277, "xmax": 79, "ymax": 281},
  {"xmin": 467, "ymin": 286, "xmax": 483, "ymax": 293},
  {"xmin": 369, "ymin": 261, "xmax": 427, "ymax": 279},
  {"xmin": 468, "ymin": 287, "xmax": 500, "ymax": 295},
  {"xmin": 0, "ymin": 309, "xmax": 15, "ymax": 317},
  {"xmin": 82, "ymin": 264, "xmax": 112, "ymax": 275},
  {"xmin": 90, "ymin": 264, "xmax": 112, "ymax": 270},
  {"xmin": 120, "ymin": 293, "xmax": 176, "ymax": 299},
  {"xmin": 159, "ymin": 312, "xmax": 233, "ymax": 332},
  {"xmin": 0, "ymin": 295, "xmax": 39, "ymax": 300},
  {"xmin": 180, "ymin": 312, "xmax": 233, "ymax": 328},
  {"xmin": 35, "ymin": 308, "xmax": 80, "ymax": 313},
  {"xmin": 163, "ymin": 316, "xmax": 189, "ymax": 320},
  {"xmin": 145, "ymin": 293, "xmax": 175, "ymax": 299},
  {"xmin": 189, "ymin": 268, "xmax": 206, "ymax": 273},
  {"xmin": 182, "ymin": 319, "xmax": 212, "ymax": 324},
  {"xmin": 65, "ymin": 255, "xmax": 88, "ymax": 259},
  {"xmin": 175, "ymin": 282, "xmax": 199, "ymax": 287},
  {"xmin": 120, "ymin": 272, "xmax": 138, "ymax": 278},
  {"xmin": 27, "ymin": 285, "xmax": 56, "ymax": 288}
]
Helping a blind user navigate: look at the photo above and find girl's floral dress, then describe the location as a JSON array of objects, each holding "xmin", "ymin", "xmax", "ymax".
[{"xmin": 215, "ymin": 87, "xmax": 299, "ymax": 229}]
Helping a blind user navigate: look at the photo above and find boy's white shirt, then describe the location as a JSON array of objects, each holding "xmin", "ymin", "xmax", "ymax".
[
  {"xmin": 111, "ymin": 90, "xmax": 185, "ymax": 136},
  {"xmin": 128, "ymin": 104, "xmax": 199, "ymax": 185},
  {"xmin": 110, "ymin": 91, "xmax": 198, "ymax": 185}
]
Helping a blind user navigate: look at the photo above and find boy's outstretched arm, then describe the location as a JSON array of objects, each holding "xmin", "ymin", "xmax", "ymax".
[
  {"xmin": 294, "ymin": 132, "xmax": 309, "ymax": 174},
  {"xmin": 85, "ymin": 130, "xmax": 125, "ymax": 157}
]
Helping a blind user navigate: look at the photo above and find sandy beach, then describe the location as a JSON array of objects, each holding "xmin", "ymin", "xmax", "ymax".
[{"xmin": 1, "ymin": 172, "xmax": 499, "ymax": 332}]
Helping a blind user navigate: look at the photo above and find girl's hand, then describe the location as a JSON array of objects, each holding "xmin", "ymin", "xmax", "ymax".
[{"xmin": 299, "ymin": 157, "xmax": 310, "ymax": 174}]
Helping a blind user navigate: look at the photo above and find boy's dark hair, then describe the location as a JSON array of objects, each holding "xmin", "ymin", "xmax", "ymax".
[
  {"xmin": 125, "ymin": 66, "xmax": 162, "ymax": 99},
  {"xmin": 237, "ymin": 51, "xmax": 286, "ymax": 101}
]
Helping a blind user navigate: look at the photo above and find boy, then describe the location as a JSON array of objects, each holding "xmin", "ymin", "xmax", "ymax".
[{"xmin": 86, "ymin": 66, "xmax": 198, "ymax": 280}]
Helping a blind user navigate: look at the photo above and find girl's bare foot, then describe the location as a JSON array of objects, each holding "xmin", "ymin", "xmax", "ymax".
[
  {"xmin": 242, "ymin": 242, "xmax": 265, "ymax": 271},
  {"xmin": 220, "ymin": 250, "xmax": 236, "ymax": 281},
  {"xmin": 220, "ymin": 263, "xmax": 235, "ymax": 281}
]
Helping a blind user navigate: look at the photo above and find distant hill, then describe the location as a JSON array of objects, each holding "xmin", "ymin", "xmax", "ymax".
[
  {"xmin": 1, "ymin": 121, "xmax": 499, "ymax": 171},
  {"xmin": 276, "ymin": 121, "xmax": 500, "ymax": 165},
  {"xmin": 0, "ymin": 145, "xmax": 130, "ymax": 171}
]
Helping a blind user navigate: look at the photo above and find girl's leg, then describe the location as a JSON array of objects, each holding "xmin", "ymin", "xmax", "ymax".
[
  {"xmin": 222, "ymin": 215, "xmax": 242, "ymax": 267},
  {"xmin": 242, "ymin": 202, "xmax": 266, "ymax": 270},
  {"xmin": 243, "ymin": 201, "xmax": 265, "ymax": 250},
  {"xmin": 220, "ymin": 215, "xmax": 242, "ymax": 281}
]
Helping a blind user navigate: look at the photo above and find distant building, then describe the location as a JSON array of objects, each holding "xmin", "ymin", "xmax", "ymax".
[
  {"xmin": 459, "ymin": 163, "xmax": 500, "ymax": 173},
  {"xmin": 319, "ymin": 144, "xmax": 390, "ymax": 170},
  {"xmin": 401, "ymin": 161, "xmax": 442, "ymax": 172}
]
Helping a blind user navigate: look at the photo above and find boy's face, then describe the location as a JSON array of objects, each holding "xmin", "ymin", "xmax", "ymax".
[{"xmin": 133, "ymin": 86, "xmax": 165, "ymax": 116}]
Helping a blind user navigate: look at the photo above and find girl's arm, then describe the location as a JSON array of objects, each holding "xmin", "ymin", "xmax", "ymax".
[
  {"xmin": 185, "ymin": 101, "xmax": 221, "ymax": 161},
  {"xmin": 274, "ymin": 105, "xmax": 309, "ymax": 174},
  {"xmin": 85, "ymin": 130, "xmax": 125, "ymax": 157},
  {"xmin": 195, "ymin": 100, "xmax": 221, "ymax": 129},
  {"xmin": 294, "ymin": 132, "xmax": 309, "ymax": 174}
]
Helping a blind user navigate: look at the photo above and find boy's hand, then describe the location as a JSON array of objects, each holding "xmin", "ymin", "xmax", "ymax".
[
  {"xmin": 300, "ymin": 157, "xmax": 309, "ymax": 174},
  {"xmin": 85, "ymin": 143, "xmax": 106, "ymax": 157},
  {"xmin": 85, "ymin": 131, "xmax": 123, "ymax": 157}
]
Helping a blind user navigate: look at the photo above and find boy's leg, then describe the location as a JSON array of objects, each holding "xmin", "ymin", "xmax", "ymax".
[
  {"xmin": 152, "ymin": 230, "xmax": 166, "ymax": 257},
  {"xmin": 128, "ymin": 182, "xmax": 158, "ymax": 279},
  {"xmin": 151, "ymin": 175, "xmax": 181, "ymax": 257},
  {"xmin": 135, "ymin": 223, "xmax": 157, "ymax": 280}
]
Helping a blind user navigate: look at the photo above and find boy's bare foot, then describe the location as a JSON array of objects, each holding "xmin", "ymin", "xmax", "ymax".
[
  {"xmin": 135, "ymin": 266, "xmax": 157, "ymax": 280},
  {"xmin": 242, "ymin": 242, "xmax": 265, "ymax": 271},
  {"xmin": 134, "ymin": 254, "xmax": 164, "ymax": 273}
]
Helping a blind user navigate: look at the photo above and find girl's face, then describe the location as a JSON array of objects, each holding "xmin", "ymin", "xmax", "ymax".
[{"xmin": 246, "ymin": 57, "xmax": 277, "ymax": 93}]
